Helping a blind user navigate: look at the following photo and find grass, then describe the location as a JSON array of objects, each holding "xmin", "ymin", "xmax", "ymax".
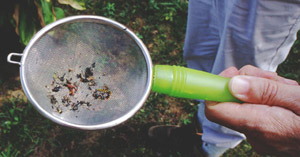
[{"xmin": 1, "ymin": 0, "xmax": 300, "ymax": 156}]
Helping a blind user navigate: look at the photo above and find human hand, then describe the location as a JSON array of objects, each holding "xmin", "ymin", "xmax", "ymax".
[{"xmin": 205, "ymin": 65, "xmax": 300, "ymax": 157}]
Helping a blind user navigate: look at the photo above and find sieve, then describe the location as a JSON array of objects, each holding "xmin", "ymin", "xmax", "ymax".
[{"xmin": 7, "ymin": 15, "xmax": 238, "ymax": 130}]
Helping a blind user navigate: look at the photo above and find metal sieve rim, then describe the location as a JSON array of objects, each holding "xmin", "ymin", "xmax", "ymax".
[{"xmin": 18, "ymin": 15, "xmax": 153, "ymax": 130}]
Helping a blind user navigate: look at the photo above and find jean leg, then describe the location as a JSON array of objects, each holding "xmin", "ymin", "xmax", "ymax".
[{"xmin": 183, "ymin": 0, "xmax": 220, "ymax": 72}]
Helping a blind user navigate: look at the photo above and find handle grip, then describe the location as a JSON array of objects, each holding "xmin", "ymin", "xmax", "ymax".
[
  {"xmin": 151, "ymin": 65, "xmax": 240, "ymax": 102},
  {"xmin": 7, "ymin": 53, "xmax": 23, "ymax": 65}
]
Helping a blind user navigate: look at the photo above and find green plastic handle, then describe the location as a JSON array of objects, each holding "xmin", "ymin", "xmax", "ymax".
[{"xmin": 151, "ymin": 65, "xmax": 240, "ymax": 102}]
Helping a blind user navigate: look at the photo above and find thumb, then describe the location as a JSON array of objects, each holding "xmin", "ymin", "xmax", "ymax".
[{"xmin": 229, "ymin": 75, "xmax": 300, "ymax": 115}]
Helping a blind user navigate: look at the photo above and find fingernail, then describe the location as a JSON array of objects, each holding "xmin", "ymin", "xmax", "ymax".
[{"xmin": 230, "ymin": 76, "xmax": 250, "ymax": 99}]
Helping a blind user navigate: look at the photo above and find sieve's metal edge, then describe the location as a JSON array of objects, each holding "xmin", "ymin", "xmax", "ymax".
[{"xmin": 20, "ymin": 15, "xmax": 153, "ymax": 130}]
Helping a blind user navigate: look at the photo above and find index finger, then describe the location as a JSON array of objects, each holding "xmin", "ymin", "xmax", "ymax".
[{"xmin": 238, "ymin": 65, "xmax": 298, "ymax": 85}]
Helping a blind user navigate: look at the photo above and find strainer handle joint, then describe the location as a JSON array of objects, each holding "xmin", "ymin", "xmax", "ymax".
[{"xmin": 7, "ymin": 53, "xmax": 23, "ymax": 65}]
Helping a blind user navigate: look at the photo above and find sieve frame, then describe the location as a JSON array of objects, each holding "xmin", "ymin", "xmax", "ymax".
[{"xmin": 7, "ymin": 15, "xmax": 153, "ymax": 130}]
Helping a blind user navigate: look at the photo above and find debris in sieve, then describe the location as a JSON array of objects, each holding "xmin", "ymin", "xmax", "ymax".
[
  {"xmin": 52, "ymin": 85, "xmax": 62, "ymax": 92},
  {"xmin": 45, "ymin": 62, "xmax": 111, "ymax": 115},
  {"xmin": 85, "ymin": 67, "xmax": 93, "ymax": 78},
  {"xmin": 56, "ymin": 107, "xmax": 63, "ymax": 114},
  {"xmin": 88, "ymin": 80, "xmax": 96, "ymax": 86},
  {"xmin": 49, "ymin": 95, "xmax": 57, "ymax": 104},
  {"xmin": 62, "ymin": 95, "xmax": 71, "ymax": 107},
  {"xmin": 92, "ymin": 86, "xmax": 111, "ymax": 100},
  {"xmin": 59, "ymin": 73, "xmax": 66, "ymax": 82},
  {"xmin": 64, "ymin": 83, "xmax": 77, "ymax": 96}
]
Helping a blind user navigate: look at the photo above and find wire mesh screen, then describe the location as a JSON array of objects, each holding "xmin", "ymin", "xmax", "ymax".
[{"xmin": 23, "ymin": 19, "xmax": 148, "ymax": 126}]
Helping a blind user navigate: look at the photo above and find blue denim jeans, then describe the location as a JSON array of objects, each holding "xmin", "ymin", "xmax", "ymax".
[{"xmin": 183, "ymin": 0, "xmax": 300, "ymax": 155}]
